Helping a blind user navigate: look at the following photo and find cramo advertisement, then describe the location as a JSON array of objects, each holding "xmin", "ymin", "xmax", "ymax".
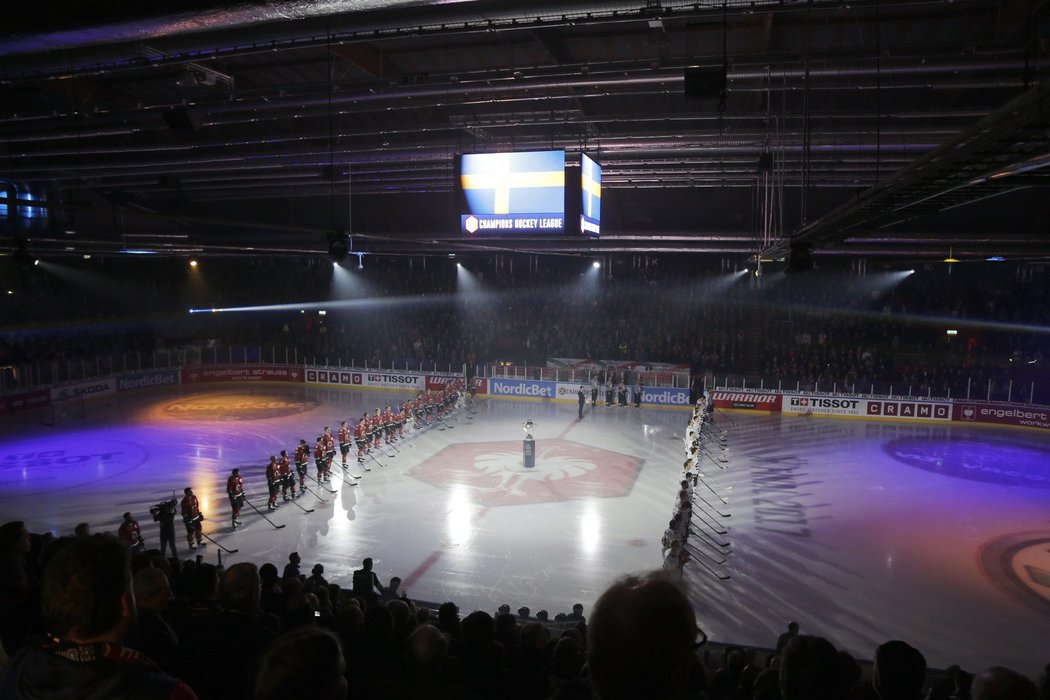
[{"xmin": 488, "ymin": 378, "xmax": 556, "ymax": 399}]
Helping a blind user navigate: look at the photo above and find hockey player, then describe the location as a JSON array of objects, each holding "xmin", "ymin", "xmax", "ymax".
[
  {"xmin": 266, "ymin": 455, "xmax": 281, "ymax": 510},
  {"xmin": 117, "ymin": 512, "xmax": 145, "ymax": 554},
  {"xmin": 354, "ymin": 414, "xmax": 369, "ymax": 464},
  {"xmin": 226, "ymin": 468, "xmax": 244, "ymax": 528},
  {"xmin": 277, "ymin": 449, "xmax": 296, "ymax": 501},
  {"xmin": 180, "ymin": 487, "xmax": 205, "ymax": 549},
  {"xmin": 313, "ymin": 437, "xmax": 327, "ymax": 482},
  {"xmin": 294, "ymin": 438, "xmax": 310, "ymax": 492},
  {"xmin": 338, "ymin": 420, "xmax": 352, "ymax": 469},
  {"xmin": 322, "ymin": 426, "xmax": 336, "ymax": 475},
  {"xmin": 371, "ymin": 409, "xmax": 383, "ymax": 451},
  {"xmin": 382, "ymin": 406, "xmax": 396, "ymax": 444}
]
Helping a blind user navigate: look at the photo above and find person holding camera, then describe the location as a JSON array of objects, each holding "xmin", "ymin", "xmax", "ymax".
[
  {"xmin": 180, "ymin": 487, "xmax": 205, "ymax": 550},
  {"xmin": 151, "ymin": 498, "xmax": 179, "ymax": 561}
]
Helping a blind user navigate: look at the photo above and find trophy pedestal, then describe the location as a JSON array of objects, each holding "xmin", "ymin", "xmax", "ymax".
[{"xmin": 522, "ymin": 436, "xmax": 536, "ymax": 468}]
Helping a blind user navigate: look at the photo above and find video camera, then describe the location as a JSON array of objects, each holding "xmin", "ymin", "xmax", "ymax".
[{"xmin": 149, "ymin": 499, "xmax": 177, "ymax": 522}]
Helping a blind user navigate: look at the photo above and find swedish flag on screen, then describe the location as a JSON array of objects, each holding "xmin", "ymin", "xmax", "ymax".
[
  {"xmin": 461, "ymin": 151, "xmax": 565, "ymax": 215},
  {"xmin": 581, "ymin": 153, "xmax": 601, "ymax": 237}
]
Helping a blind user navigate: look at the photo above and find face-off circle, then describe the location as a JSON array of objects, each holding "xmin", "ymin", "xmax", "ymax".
[
  {"xmin": 883, "ymin": 436, "xmax": 1050, "ymax": 488},
  {"xmin": 410, "ymin": 438, "xmax": 644, "ymax": 507},
  {"xmin": 0, "ymin": 438, "xmax": 149, "ymax": 495},
  {"xmin": 979, "ymin": 531, "xmax": 1050, "ymax": 617}
]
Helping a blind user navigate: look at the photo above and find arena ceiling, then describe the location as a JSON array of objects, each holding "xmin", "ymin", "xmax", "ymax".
[{"xmin": 2, "ymin": 0, "xmax": 1049, "ymax": 264}]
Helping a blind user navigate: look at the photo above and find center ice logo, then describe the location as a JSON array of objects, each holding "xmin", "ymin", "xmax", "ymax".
[
  {"xmin": 410, "ymin": 438, "xmax": 643, "ymax": 506},
  {"xmin": 0, "ymin": 439, "xmax": 148, "ymax": 495}
]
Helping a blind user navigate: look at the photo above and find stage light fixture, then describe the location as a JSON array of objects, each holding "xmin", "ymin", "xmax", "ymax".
[
  {"xmin": 784, "ymin": 242, "xmax": 813, "ymax": 274},
  {"xmin": 327, "ymin": 232, "xmax": 349, "ymax": 263},
  {"xmin": 592, "ymin": 261, "xmax": 600, "ymax": 269},
  {"xmin": 189, "ymin": 259, "xmax": 198, "ymax": 268}
]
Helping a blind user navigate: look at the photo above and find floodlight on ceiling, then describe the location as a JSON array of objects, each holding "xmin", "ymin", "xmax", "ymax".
[{"xmin": 327, "ymin": 232, "xmax": 349, "ymax": 263}]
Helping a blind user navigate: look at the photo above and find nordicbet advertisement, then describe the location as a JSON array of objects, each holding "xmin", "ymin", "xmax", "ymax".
[
  {"xmin": 459, "ymin": 150, "xmax": 565, "ymax": 235},
  {"xmin": 580, "ymin": 153, "xmax": 601, "ymax": 237}
]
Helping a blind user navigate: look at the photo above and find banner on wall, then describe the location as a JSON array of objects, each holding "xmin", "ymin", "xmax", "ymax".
[
  {"xmin": 0, "ymin": 390, "xmax": 50, "ymax": 416},
  {"xmin": 954, "ymin": 402, "xmax": 1050, "ymax": 430},
  {"xmin": 182, "ymin": 365, "xmax": 304, "ymax": 384},
  {"xmin": 117, "ymin": 369, "xmax": 180, "ymax": 392},
  {"xmin": 305, "ymin": 367, "xmax": 423, "ymax": 390},
  {"xmin": 488, "ymin": 377, "xmax": 556, "ymax": 399},
  {"xmin": 425, "ymin": 375, "xmax": 462, "ymax": 391},
  {"xmin": 866, "ymin": 399, "xmax": 950, "ymax": 421},
  {"xmin": 50, "ymin": 377, "xmax": 116, "ymax": 401},
  {"xmin": 710, "ymin": 390, "xmax": 782, "ymax": 411}
]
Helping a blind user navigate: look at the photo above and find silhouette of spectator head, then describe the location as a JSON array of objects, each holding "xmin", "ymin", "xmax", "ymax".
[
  {"xmin": 517, "ymin": 606, "xmax": 530, "ymax": 618},
  {"xmin": 362, "ymin": 557, "xmax": 373, "ymax": 571},
  {"xmin": 133, "ymin": 567, "xmax": 172, "ymax": 612},
  {"xmin": 387, "ymin": 576, "xmax": 402, "ymax": 595},
  {"xmin": 535, "ymin": 610, "xmax": 549, "ymax": 621},
  {"xmin": 787, "ymin": 621, "xmax": 799, "ymax": 634},
  {"xmin": 971, "ymin": 666, "xmax": 1038, "ymax": 700},
  {"xmin": 220, "ymin": 562, "xmax": 261, "ymax": 614},
  {"xmin": 74, "ymin": 523, "xmax": 91, "ymax": 537},
  {"xmin": 407, "ymin": 624, "xmax": 448, "ymax": 677},
  {"xmin": 779, "ymin": 635, "xmax": 848, "ymax": 700},
  {"xmin": 437, "ymin": 601, "xmax": 459, "ymax": 634},
  {"xmin": 0, "ymin": 521, "xmax": 30, "ymax": 559},
  {"xmin": 42, "ymin": 534, "xmax": 135, "ymax": 643},
  {"xmin": 255, "ymin": 627, "xmax": 347, "ymax": 700},
  {"xmin": 288, "ymin": 552, "xmax": 300, "ymax": 564},
  {"xmin": 873, "ymin": 640, "xmax": 926, "ymax": 700},
  {"xmin": 461, "ymin": 610, "xmax": 495, "ymax": 654},
  {"xmin": 588, "ymin": 571, "xmax": 699, "ymax": 700}
]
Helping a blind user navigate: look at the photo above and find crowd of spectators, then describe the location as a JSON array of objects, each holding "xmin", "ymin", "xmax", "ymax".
[
  {"xmin": 1, "ymin": 256, "xmax": 1047, "ymax": 402},
  {"xmin": 1, "ymin": 523, "xmax": 1047, "ymax": 700}
]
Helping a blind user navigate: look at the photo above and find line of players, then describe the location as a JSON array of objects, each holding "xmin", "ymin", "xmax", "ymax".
[{"xmin": 224, "ymin": 383, "xmax": 466, "ymax": 527}]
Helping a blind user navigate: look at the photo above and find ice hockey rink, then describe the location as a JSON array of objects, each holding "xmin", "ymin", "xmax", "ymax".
[{"xmin": 1, "ymin": 382, "xmax": 1048, "ymax": 677}]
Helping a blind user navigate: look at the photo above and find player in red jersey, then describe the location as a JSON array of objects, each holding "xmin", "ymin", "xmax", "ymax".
[
  {"xmin": 266, "ymin": 455, "xmax": 281, "ymax": 510},
  {"xmin": 338, "ymin": 420, "xmax": 352, "ymax": 469},
  {"xmin": 382, "ymin": 406, "xmax": 395, "ymax": 444},
  {"xmin": 354, "ymin": 415, "xmax": 369, "ymax": 465},
  {"xmin": 371, "ymin": 409, "xmax": 383, "ymax": 450},
  {"xmin": 294, "ymin": 438, "xmax": 310, "ymax": 492},
  {"xmin": 180, "ymin": 487, "xmax": 205, "ymax": 549},
  {"xmin": 277, "ymin": 449, "xmax": 296, "ymax": 501},
  {"xmin": 322, "ymin": 426, "xmax": 336, "ymax": 476},
  {"xmin": 313, "ymin": 437, "xmax": 327, "ymax": 482},
  {"xmin": 117, "ymin": 512, "xmax": 145, "ymax": 553},
  {"xmin": 226, "ymin": 468, "xmax": 244, "ymax": 528}
]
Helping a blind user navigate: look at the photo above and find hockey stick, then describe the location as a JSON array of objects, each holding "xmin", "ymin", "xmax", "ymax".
[
  {"xmin": 696, "ymin": 474, "xmax": 729, "ymax": 504},
  {"xmin": 684, "ymin": 542, "xmax": 726, "ymax": 565},
  {"xmin": 689, "ymin": 551, "xmax": 731, "ymax": 581},
  {"xmin": 307, "ymin": 473, "xmax": 338, "ymax": 494},
  {"xmin": 201, "ymin": 531, "xmax": 239, "ymax": 554},
  {"xmin": 688, "ymin": 507, "xmax": 728, "ymax": 535},
  {"xmin": 326, "ymin": 467, "xmax": 358, "ymax": 488},
  {"xmin": 368, "ymin": 451, "xmax": 386, "ymax": 469},
  {"xmin": 285, "ymin": 495, "xmax": 315, "ymax": 513},
  {"xmin": 299, "ymin": 482, "xmax": 327, "ymax": 502},
  {"xmin": 689, "ymin": 524, "xmax": 731, "ymax": 550},
  {"xmin": 242, "ymin": 496, "xmax": 286, "ymax": 529},
  {"xmin": 694, "ymin": 493, "xmax": 731, "ymax": 518}
]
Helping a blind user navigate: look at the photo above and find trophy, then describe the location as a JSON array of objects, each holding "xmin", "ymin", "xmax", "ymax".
[{"xmin": 521, "ymin": 419, "xmax": 536, "ymax": 468}]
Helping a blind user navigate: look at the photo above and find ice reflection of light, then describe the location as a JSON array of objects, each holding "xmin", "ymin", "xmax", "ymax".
[
  {"xmin": 447, "ymin": 485, "xmax": 473, "ymax": 546},
  {"xmin": 579, "ymin": 503, "xmax": 601, "ymax": 557}
]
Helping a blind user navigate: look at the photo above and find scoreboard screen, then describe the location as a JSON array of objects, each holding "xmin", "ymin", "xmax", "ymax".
[{"xmin": 458, "ymin": 150, "xmax": 565, "ymax": 235}]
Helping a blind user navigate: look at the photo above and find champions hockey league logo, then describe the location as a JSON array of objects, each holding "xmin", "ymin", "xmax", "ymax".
[
  {"xmin": 410, "ymin": 438, "xmax": 642, "ymax": 507},
  {"xmin": 1, "ymin": 439, "xmax": 149, "ymax": 496}
]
